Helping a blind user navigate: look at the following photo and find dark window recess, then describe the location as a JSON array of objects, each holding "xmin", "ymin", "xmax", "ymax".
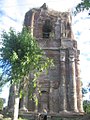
[
  {"xmin": 42, "ymin": 19, "xmax": 52, "ymax": 38},
  {"xmin": 38, "ymin": 114, "xmax": 47, "ymax": 120},
  {"xmin": 41, "ymin": 90, "xmax": 47, "ymax": 93},
  {"xmin": 67, "ymin": 22, "xmax": 71, "ymax": 29}
]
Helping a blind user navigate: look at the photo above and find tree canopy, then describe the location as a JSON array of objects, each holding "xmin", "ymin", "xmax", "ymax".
[
  {"xmin": 0, "ymin": 27, "xmax": 53, "ymax": 87},
  {"xmin": 0, "ymin": 27, "xmax": 53, "ymax": 120},
  {"xmin": 74, "ymin": 0, "xmax": 90, "ymax": 15}
]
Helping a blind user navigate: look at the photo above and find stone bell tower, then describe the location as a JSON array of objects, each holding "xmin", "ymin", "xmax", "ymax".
[
  {"xmin": 8, "ymin": 3, "xmax": 84, "ymax": 115},
  {"xmin": 24, "ymin": 3, "xmax": 84, "ymax": 114}
]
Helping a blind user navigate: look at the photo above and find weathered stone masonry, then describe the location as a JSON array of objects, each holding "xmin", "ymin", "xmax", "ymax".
[{"xmin": 8, "ymin": 3, "xmax": 84, "ymax": 114}]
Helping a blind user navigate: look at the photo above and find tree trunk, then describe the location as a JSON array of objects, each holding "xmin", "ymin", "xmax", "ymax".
[{"xmin": 12, "ymin": 84, "xmax": 20, "ymax": 120}]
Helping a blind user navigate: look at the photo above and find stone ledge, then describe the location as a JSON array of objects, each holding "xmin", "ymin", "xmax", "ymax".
[
  {"xmin": 18, "ymin": 112, "xmax": 85, "ymax": 120},
  {"xmin": 42, "ymin": 47, "xmax": 60, "ymax": 50},
  {"xmin": 19, "ymin": 111, "xmax": 84, "ymax": 117}
]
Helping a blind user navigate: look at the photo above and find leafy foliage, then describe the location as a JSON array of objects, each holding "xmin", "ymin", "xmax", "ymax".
[
  {"xmin": 83, "ymin": 100, "xmax": 90, "ymax": 113},
  {"xmin": 74, "ymin": 0, "xmax": 90, "ymax": 15},
  {"xmin": 0, "ymin": 27, "xmax": 53, "ymax": 90},
  {"xmin": 0, "ymin": 98, "xmax": 4, "ymax": 110}
]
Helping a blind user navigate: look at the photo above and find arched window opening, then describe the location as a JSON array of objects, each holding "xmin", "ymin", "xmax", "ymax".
[{"xmin": 42, "ymin": 19, "xmax": 52, "ymax": 38}]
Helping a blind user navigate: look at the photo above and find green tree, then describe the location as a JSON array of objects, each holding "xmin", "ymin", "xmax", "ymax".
[
  {"xmin": 74, "ymin": 0, "xmax": 90, "ymax": 15},
  {"xmin": 0, "ymin": 27, "xmax": 53, "ymax": 120}
]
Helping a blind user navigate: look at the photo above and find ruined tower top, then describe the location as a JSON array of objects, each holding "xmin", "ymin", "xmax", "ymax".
[
  {"xmin": 24, "ymin": 3, "xmax": 75, "ymax": 46},
  {"xmin": 40, "ymin": 3, "xmax": 48, "ymax": 10}
]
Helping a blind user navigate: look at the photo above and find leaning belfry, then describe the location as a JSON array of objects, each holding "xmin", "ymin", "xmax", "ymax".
[{"xmin": 8, "ymin": 3, "xmax": 84, "ymax": 115}]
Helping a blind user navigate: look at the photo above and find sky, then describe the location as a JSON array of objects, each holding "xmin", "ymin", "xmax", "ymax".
[{"xmin": 0, "ymin": 0, "xmax": 90, "ymax": 104}]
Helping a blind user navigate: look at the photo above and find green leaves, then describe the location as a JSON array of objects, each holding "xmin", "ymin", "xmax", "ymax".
[
  {"xmin": 74, "ymin": 0, "xmax": 90, "ymax": 15},
  {"xmin": 12, "ymin": 51, "xmax": 18, "ymax": 61},
  {"xmin": 0, "ymin": 98, "xmax": 4, "ymax": 110},
  {"xmin": 83, "ymin": 100, "xmax": 90, "ymax": 113},
  {"xmin": 0, "ymin": 27, "xmax": 53, "ymax": 97}
]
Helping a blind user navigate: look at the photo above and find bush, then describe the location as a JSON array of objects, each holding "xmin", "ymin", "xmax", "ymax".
[
  {"xmin": 83, "ymin": 100, "xmax": 90, "ymax": 113},
  {"xmin": 0, "ymin": 98, "xmax": 4, "ymax": 110}
]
